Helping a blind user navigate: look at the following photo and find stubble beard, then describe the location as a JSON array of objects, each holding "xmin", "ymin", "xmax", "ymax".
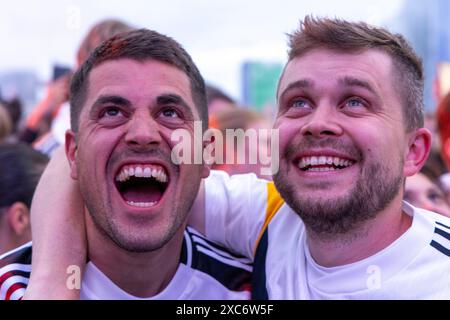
[
  {"xmin": 82, "ymin": 192, "xmax": 189, "ymax": 253},
  {"xmin": 273, "ymin": 141, "xmax": 404, "ymax": 240}
]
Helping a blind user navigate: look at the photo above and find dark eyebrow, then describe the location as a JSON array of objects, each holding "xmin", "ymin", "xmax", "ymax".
[
  {"xmin": 278, "ymin": 79, "xmax": 313, "ymax": 100},
  {"xmin": 156, "ymin": 93, "xmax": 194, "ymax": 118},
  {"xmin": 89, "ymin": 95, "xmax": 131, "ymax": 117},
  {"xmin": 339, "ymin": 76, "xmax": 379, "ymax": 97},
  {"xmin": 91, "ymin": 95, "xmax": 131, "ymax": 109}
]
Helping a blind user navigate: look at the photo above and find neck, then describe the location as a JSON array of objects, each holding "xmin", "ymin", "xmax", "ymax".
[
  {"xmin": 86, "ymin": 214, "xmax": 185, "ymax": 298},
  {"xmin": 0, "ymin": 225, "xmax": 29, "ymax": 256},
  {"xmin": 306, "ymin": 195, "xmax": 412, "ymax": 267}
]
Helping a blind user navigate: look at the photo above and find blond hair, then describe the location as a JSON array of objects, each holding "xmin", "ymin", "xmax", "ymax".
[{"xmin": 287, "ymin": 16, "xmax": 424, "ymax": 131}]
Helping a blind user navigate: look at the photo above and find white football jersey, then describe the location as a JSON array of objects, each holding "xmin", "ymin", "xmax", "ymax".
[
  {"xmin": 204, "ymin": 170, "xmax": 450, "ymax": 299},
  {"xmin": 0, "ymin": 227, "xmax": 251, "ymax": 300}
]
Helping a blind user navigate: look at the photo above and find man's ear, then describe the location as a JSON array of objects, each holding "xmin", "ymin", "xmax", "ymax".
[
  {"xmin": 404, "ymin": 128, "xmax": 432, "ymax": 177},
  {"xmin": 65, "ymin": 129, "xmax": 79, "ymax": 180},
  {"xmin": 6, "ymin": 202, "xmax": 30, "ymax": 236}
]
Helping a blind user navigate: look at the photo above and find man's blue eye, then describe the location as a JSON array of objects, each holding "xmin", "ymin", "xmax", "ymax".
[
  {"xmin": 346, "ymin": 99, "xmax": 363, "ymax": 108},
  {"xmin": 292, "ymin": 100, "xmax": 308, "ymax": 108}
]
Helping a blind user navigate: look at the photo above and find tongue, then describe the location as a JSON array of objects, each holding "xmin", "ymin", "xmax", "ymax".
[{"xmin": 121, "ymin": 181, "xmax": 163, "ymax": 203}]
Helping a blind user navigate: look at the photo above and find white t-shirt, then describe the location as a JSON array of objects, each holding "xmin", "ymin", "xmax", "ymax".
[
  {"xmin": 205, "ymin": 170, "xmax": 450, "ymax": 299},
  {"xmin": 0, "ymin": 227, "xmax": 251, "ymax": 300}
]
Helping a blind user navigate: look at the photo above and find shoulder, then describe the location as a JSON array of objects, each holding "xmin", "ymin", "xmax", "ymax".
[
  {"xmin": 410, "ymin": 204, "xmax": 450, "ymax": 258},
  {"xmin": 0, "ymin": 242, "xmax": 32, "ymax": 300},
  {"xmin": 427, "ymin": 214, "xmax": 450, "ymax": 258},
  {"xmin": 206, "ymin": 170, "xmax": 270, "ymax": 198}
]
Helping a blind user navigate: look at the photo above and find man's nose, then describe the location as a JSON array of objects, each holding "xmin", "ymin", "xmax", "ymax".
[
  {"xmin": 300, "ymin": 104, "xmax": 343, "ymax": 138},
  {"xmin": 125, "ymin": 113, "xmax": 162, "ymax": 150}
]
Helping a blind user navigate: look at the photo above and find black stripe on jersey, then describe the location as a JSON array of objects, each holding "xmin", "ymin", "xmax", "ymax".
[
  {"xmin": 429, "ymin": 224, "xmax": 450, "ymax": 257},
  {"xmin": 435, "ymin": 227, "xmax": 450, "ymax": 241},
  {"xmin": 194, "ymin": 242, "xmax": 251, "ymax": 267},
  {"xmin": 187, "ymin": 227, "xmax": 248, "ymax": 260},
  {"xmin": 180, "ymin": 234, "xmax": 188, "ymax": 265},
  {"xmin": 0, "ymin": 245, "xmax": 32, "ymax": 300},
  {"xmin": 193, "ymin": 249, "xmax": 252, "ymax": 292},
  {"xmin": 184, "ymin": 228, "xmax": 251, "ymax": 292},
  {"xmin": 436, "ymin": 221, "xmax": 450, "ymax": 230},
  {"xmin": 188, "ymin": 234, "xmax": 251, "ymax": 268},
  {"xmin": 430, "ymin": 240, "xmax": 450, "ymax": 257},
  {"xmin": 0, "ymin": 245, "xmax": 32, "ymax": 269},
  {"xmin": 252, "ymin": 229, "xmax": 268, "ymax": 300},
  {"xmin": 0, "ymin": 270, "xmax": 30, "ymax": 287},
  {"xmin": 187, "ymin": 228, "xmax": 251, "ymax": 269}
]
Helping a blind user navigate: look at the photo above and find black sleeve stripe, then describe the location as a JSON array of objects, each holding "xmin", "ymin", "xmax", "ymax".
[
  {"xmin": 180, "ymin": 233, "xmax": 189, "ymax": 266},
  {"xmin": 186, "ymin": 227, "xmax": 251, "ymax": 265},
  {"xmin": 185, "ymin": 228, "xmax": 251, "ymax": 271},
  {"xmin": 186, "ymin": 226, "xmax": 248, "ymax": 259},
  {"xmin": 0, "ymin": 245, "xmax": 33, "ymax": 300},
  {"xmin": 436, "ymin": 221, "xmax": 450, "ymax": 230},
  {"xmin": 430, "ymin": 240, "xmax": 450, "ymax": 257},
  {"xmin": 195, "ymin": 245, "xmax": 252, "ymax": 272},
  {"xmin": 252, "ymin": 229, "xmax": 269, "ymax": 300},
  {"xmin": 184, "ymin": 228, "xmax": 252, "ymax": 292},
  {"xmin": 0, "ymin": 243, "xmax": 32, "ymax": 268},
  {"xmin": 435, "ymin": 227, "xmax": 450, "ymax": 241},
  {"xmin": 192, "ymin": 236, "xmax": 252, "ymax": 266},
  {"xmin": 194, "ymin": 250, "xmax": 252, "ymax": 291}
]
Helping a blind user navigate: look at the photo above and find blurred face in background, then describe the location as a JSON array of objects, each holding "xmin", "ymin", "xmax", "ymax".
[{"xmin": 404, "ymin": 172, "xmax": 450, "ymax": 217}]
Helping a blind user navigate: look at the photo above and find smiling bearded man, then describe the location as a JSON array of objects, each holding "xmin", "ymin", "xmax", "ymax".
[{"xmin": 275, "ymin": 134, "xmax": 404, "ymax": 238}]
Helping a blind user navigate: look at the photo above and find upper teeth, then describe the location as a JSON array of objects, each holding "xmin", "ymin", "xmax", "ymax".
[
  {"xmin": 299, "ymin": 156, "xmax": 354, "ymax": 169},
  {"xmin": 116, "ymin": 165, "xmax": 168, "ymax": 183}
]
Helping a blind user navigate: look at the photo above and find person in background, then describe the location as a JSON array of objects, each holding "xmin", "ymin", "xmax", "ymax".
[
  {"xmin": 19, "ymin": 19, "xmax": 134, "ymax": 156},
  {"xmin": 0, "ymin": 103, "xmax": 12, "ymax": 143},
  {"xmin": 437, "ymin": 91, "xmax": 450, "ymax": 171},
  {"xmin": 1, "ymin": 97, "xmax": 23, "ymax": 142},
  {"xmin": 206, "ymin": 84, "xmax": 236, "ymax": 118},
  {"xmin": 405, "ymin": 172, "xmax": 450, "ymax": 218},
  {"xmin": 436, "ymin": 91, "xmax": 450, "ymax": 204},
  {"xmin": 0, "ymin": 143, "xmax": 49, "ymax": 255},
  {"xmin": 210, "ymin": 107, "xmax": 272, "ymax": 179}
]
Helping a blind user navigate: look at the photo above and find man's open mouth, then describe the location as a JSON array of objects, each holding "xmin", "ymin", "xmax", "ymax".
[
  {"xmin": 115, "ymin": 164, "xmax": 169, "ymax": 208},
  {"xmin": 298, "ymin": 156, "xmax": 355, "ymax": 172}
]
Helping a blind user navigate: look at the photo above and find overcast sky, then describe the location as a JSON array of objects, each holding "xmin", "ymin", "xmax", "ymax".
[{"xmin": 0, "ymin": 0, "xmax": 404, "ymax": 101}]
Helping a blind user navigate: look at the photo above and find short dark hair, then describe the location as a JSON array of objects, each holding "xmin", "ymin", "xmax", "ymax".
[
  {"xmin": 70, "ymin": 29, "xmax": 208, "ymax": 132},
  {"xmin": 2, "ymin": 97, "xmax": 22, "ymax": 134},
  {"xmin": 0, "ymin": 143, "xmax": 49, "ymax": 209},
  {"xmin": 286, "ymin": 16, "xmax": 424, "ymax": 131},
  {"xmin": 206, "ymin": 84, "xmax": 235, "ymax": 105}
]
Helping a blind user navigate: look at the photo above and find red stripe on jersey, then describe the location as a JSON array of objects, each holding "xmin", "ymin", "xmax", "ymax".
[
  {"xmin": 0, "ymin": 271, "xmax": 14, "ymax": 287},
  {"xmin": 5, "ymin": 282, "xmax": 26, "ymax": 300},
  {"xmin": 0, "ymin": 270, "xmax": 30, "ymax": 287}
]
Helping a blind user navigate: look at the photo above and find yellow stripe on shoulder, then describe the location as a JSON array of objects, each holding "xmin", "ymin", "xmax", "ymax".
[{"xmin": 253, "ymin": 182, "xmax": 285, "ymax": 255}]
